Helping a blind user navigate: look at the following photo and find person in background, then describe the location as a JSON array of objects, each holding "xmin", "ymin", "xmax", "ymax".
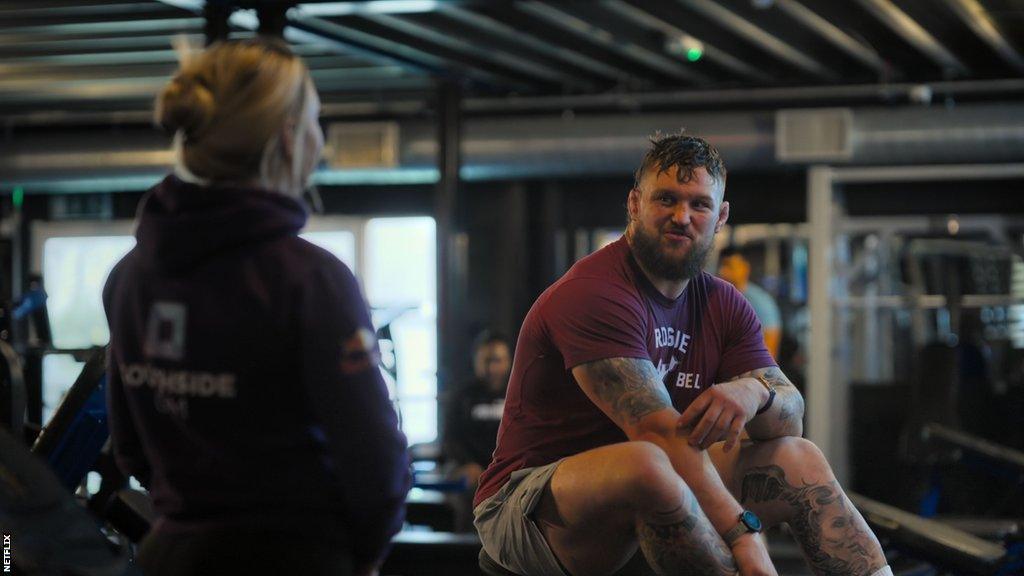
[
  {"xmin": 103, "ymin": 38, "xmax": 409, "ymax": 576},
  {"xmin": 718, "ymin": 246, "xmax": 782, "ymax": 359},
  {"xmin": 442, "ymin": 330, "xmax": 512, "ymax": 530}
]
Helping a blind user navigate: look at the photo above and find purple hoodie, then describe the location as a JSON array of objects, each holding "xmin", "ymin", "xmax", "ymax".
[{"xmin": 103, "ymin": 175, "xmax": 410, "ymax": 565}]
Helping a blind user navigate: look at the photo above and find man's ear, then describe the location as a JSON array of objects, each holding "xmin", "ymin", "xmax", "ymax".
[
  {"xmin": 715, "ymin": 200, "xmax": 730, "ymax": 233},
  {"xmin": 627, "ymin": 187, "xmax": 641, "ymax": 221}
]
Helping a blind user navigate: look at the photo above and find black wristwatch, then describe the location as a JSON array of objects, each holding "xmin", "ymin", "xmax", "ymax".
[
  {"xmin": 753, "ymin": 374, "xmax": 776, "ymax": 415},
  {"xmin": 722, "ymin": 510, "xmax": 763, "ymax": 546}
]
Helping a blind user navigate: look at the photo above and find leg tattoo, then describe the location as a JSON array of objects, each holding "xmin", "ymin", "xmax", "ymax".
[
  {"xmin": 636, "ymin": 494, "xmax": 737, "ymax": 576},
  {"xmin": 741, "ymin": 465, "xmax": 885, "ymax": 576}
]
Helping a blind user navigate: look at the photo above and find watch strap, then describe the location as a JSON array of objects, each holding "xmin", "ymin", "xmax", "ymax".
[
  {"xmin": 722, "ymin": 511, "xmax": 762, "ymax": 547},
  {"xmin": 754, "ymin": 374, "xmax": 776, "ymax": 415},
  {"xmin": 721, "ymin": 521, "xmax": 748, "ymax": 546}
]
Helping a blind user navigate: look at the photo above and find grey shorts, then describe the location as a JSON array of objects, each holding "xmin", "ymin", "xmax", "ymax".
[{"xmin": 473, "ymin": 460, "xmax": 569, "ymax": 576}]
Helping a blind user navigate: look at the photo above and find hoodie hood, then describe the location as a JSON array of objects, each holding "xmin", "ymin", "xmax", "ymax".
[{"xmin": 135, "ymin": 175, "xmax": 308, "ymax": 273}]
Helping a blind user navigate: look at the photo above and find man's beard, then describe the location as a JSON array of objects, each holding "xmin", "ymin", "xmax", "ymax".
[{"xmin": 629, "ymin": 222, "xmax": 713, "ymax": 281}]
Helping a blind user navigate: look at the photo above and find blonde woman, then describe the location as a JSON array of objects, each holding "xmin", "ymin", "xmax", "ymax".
[{"xmin": 103, "ymin": 38, "xmax": 409, "ymax": 576}]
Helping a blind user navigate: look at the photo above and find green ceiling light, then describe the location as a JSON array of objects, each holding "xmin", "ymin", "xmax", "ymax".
[
  {"xmin": 665, "ymin": 34, "xmax": 705, "ymax": 64},
  {"xmin": 12, "ymin": 186, "xmax": 24, "ymax": 210}
]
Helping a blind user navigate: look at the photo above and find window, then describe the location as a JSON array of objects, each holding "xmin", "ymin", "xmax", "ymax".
[
  {"xmin": 41, "ymin": 353, "xmax": 86, "ymax": 424},
  {"xmin": 365, "ymin": 217, "xmax": 437, "ymax": 445},
  {"xmin": 299, "ymin": 230, "xmax": 357, "ymax": 270},
  {"xmin": 32, "ymin": 221, "xmax": 136, "ymax": 350},
  {"xmin": 304, "ymin": 216, "xmax": 438, "ymax": 445}
]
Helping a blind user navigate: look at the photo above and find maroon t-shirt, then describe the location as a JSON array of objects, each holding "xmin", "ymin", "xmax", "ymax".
[{"xmin": 475, "ymin": 237, "xmax": 775, "ymax": 507}]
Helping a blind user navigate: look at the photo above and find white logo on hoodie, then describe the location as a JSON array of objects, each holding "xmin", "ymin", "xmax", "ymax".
[{"xmin": 144, "ymin": 301, "xmax": 186, "ymax": 361}]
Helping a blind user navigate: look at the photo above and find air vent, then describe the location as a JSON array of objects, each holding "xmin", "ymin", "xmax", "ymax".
[
  {"xmin": 325, "ymin": 122, "xmax": 399, "ymax": 168},
  {"xmin": 776, "ymin": 108, "xmax": 852, "ymax": 163}
]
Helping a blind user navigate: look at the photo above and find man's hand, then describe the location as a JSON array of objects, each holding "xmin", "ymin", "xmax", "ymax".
[
  {"xmin": 677, "ymin": 379, "xmax": 767, "ymax": 451},
  {"xmin": 731, "ymin": 533, "xmax": 778, "ymax": 576}
]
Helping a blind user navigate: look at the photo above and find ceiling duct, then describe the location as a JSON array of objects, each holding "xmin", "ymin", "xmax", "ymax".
[
  {"xmin": 1, "ymin": 103, "xmax": 1023, "ymax": 187},
  {"xmin": 324, "ymin": 121, "xmax": 399, "ymax": 168},
  {"xmin": 852, "ymin": 104, "xmax": 1024, "ymax": 165},
  {"xmin": 776, "ymin": 108, "xmax": 853, "ymax": 163}
]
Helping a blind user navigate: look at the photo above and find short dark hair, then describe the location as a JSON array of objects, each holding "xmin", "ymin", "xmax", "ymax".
[
  {"xmin": 633, "ymin": 132, "xmax": 726, "ymax": 191},
  {"xmin": 472, "ymin": 329, "xmax": 509, "ymax": 354}
]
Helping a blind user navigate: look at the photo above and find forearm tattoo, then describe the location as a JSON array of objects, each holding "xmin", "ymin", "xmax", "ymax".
[
  {"xmin": 740, "ymin": 465, "xmax": 884, "ymax": 576},
  {"xmin": 731, "ymin": 367, "xmax": 804, "ymax": 434},
  {"xmin": 636, "ymin": 493, "xmax": 737, "ymax": 576},
  {"xmin": 580, "ymin": 358, "xmax": 671, "ymax": 426}
]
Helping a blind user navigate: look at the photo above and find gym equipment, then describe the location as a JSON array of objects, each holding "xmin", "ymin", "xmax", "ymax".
[
  {"xmin": 102, "ymin": 488, "xmax": 156, "ymax": 544},
  {"xmin": 382, "ymin": 531, "xmax": 482, "ymax": 576},
  {"xmin": 0, "ymin": 426, "xmax": 137, "ymax": 576},
  {"xmin": 405, "ymin": 489, "xmax": 456, "ymax": 533},
  {"xmin": 917, "ymin": 423, "xmax": 1024, "ymax": 574},
  {"xmin": 32, "ymin": 347, "xmax": 109, "ymax": 491},
  {"xmin": 29, "ymin": 347, "xmax": 155, "ymax": 546},
  {"xmin": 852, "ymin": 492, "xmax": 1011, "ymax": 576},
  {"xmin": 922, "ymin": 423, "xmax": 1024, "ymax": 475},
  {"xmin": 477, "ymin": 546, "xmax": 659, "ymax": 576},
  {"xmin": 0, "ymin": 339, "xmax": 25, "ymax": 436}
]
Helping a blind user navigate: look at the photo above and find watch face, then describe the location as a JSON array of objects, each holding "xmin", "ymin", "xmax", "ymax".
[{"xmin": 740, "ymin": 510, "xmax": 763, "ymax": 532}]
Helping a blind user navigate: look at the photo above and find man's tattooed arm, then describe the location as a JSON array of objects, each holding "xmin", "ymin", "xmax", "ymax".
[
  {"xmin": 572, "ymin": 357, "xmax": 751, "ymax": 555},
  {"xmin": 572, "ymin": 357, "xmax": 672, "ymax": 432},
  {"xmin": 730, "ymin": 366, "xmax": 804, "ymax": 440}
]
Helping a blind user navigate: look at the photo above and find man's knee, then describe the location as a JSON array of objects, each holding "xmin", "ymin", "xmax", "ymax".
[
  {"xmin": 616, "ymin": 441, "xmax": 687, "ymax": 513},
  {"xmin": 768, "ymin": 437, "xmax": 834, "ymax": 481}
]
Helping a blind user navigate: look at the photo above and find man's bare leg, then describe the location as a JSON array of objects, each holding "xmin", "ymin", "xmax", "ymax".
[
  {"xmin": 634, "ymin": 487, "xmax": 737, "ymax": 576},
  {"xmin": 534, "ymin": 441, "xmax": 736, "ymax": 576},
  {"xmin": 710, "ymin": 437, "xmax": 888, "ymax": 576}
]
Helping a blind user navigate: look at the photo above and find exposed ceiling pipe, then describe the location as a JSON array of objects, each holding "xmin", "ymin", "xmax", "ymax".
[
  {"xmin": 461, "ymin": 79, "xmax": 1024, "ymax": 113},
  {"xmin": 2, "ymin": 103, "xmax": 1023, "ymax": 188},
  {"xmin": 4, "ymin": 79, "xmax": 1023, "ymax": 129}
]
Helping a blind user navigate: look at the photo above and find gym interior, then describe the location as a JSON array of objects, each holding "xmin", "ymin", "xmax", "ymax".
[{"xmin": 0, "ymin": 1, "xmax": 1022, "ymax": 575}]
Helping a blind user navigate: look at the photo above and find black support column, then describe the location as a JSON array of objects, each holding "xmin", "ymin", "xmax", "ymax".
[{"xmin": 435, "ymin": 81, "xmax": 463, "ymax": 399}]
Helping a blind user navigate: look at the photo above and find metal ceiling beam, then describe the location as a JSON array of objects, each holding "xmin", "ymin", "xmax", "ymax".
[
  {"xmin": 0, "ymin": 32, "xmax": 344, "ymax": 60},
  {"xmin": 0, "ymin": 65, "xmax": 412, "ymax": 90},
  {"xmin": 358, "ymin": 12, "xmax": 595, "ymax": 90},
  {"xmin": 294, "ymin": 1, "xmax": 461, "ymax": 17},
  {"xmin": 0, "ymin": 56, "xmax": 397, "ymax": 82},
  {"xmin": 461, "ymin": 78, "xmax": 1024, "ymax": 113},
  {"xmin": 5, "ymin": 78, "xmax": 1023, "ymax": 127},
  {"xmin": 0, "ymin": 79, "xmax": 165, "ymax": 104},
  {"xmin": 853, "ymin": 0, "xmax": 970, "ymax": 75},
  {"xmin": 155, "ymin": 0, "xmax": 531, "ymax": 91},
  {"xmin": 436, "ymin": 5, "xmax": 631, "ymax": 83},
  {"xmin": 0, "ymin": 2, "xmax": 181, "ymax": 19},
  {"xmin": 598, "ymin": 0, "xmax": 772, "ymax": 84},
  {"xmin": 0, "ymin": 68, "xmax": 432, "ymax": 105},
  {"xmin": 288, "ymin": 15, "xmax": 533, "ymax": 91},
  {"xmin": 0, "ymin": 17, "xmax": 204, "ymax": 38},
  {"xmin": 0, "ymin": 49, "xmax": 189, "ymax": 68},
  {"xmin": 670, "ymin": 0, "xmax": 838, "ymax": 81},
  {"xmin": 771, "ymin": 0, "xmax": 889, "ymax": 76},
  {"xmin": 0, "ymin": 33, "xmax": 210, "ymax": 55},
  {"xmin": 516, "ymin": 1, "xmax": 711, "ymax": 85},
  {"xmin": 940, "ymin": 0, "xmax": 1024, "ymax": 74}
]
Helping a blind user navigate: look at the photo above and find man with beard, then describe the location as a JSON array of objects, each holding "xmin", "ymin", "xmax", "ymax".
[{"xmin": 474, "ymin": 134, "xmax": 891, "ymax": 576}]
